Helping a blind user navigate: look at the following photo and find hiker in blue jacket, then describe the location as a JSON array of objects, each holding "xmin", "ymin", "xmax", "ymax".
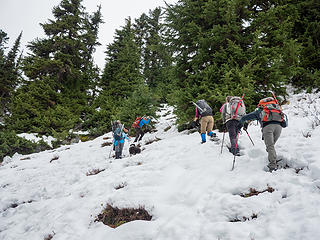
[{"xmin": 133, "ymin": 117, "xmax": 150, "ymax": 143}]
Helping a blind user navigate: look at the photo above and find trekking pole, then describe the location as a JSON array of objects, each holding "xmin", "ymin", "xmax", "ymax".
[
  {"xmin": 231, "ymin": 132, "xmax": 240, "ymax": 171},
  {"xmin": 220, "ymin": 131, "xmax": 225, "ymax": 154},
  {"xmin": 245, "ymin": 129, "xmax": 254, "ymax": 146},
  {"xmin": 108, "ymin": 142, "xmax": 114, "ymax": 159}
]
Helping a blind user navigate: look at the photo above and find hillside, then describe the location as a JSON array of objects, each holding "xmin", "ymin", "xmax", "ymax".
[{"xmin": 1, "ymin": 91, "xmax": 320, "ymax": 240}]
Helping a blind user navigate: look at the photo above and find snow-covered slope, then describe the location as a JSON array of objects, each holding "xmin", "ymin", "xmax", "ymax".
[{"xmin": 1, "ymin": 92, "xmax": 320, "ymax": 240}]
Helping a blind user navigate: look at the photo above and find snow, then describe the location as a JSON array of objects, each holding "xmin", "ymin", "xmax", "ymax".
[
  {"xmin": 1, "ymin": 91, "xmax": 320, "ymax": 240},
  {"xmin": 17, "ymin": 133, "xmax": 56, "ymax": 148}
]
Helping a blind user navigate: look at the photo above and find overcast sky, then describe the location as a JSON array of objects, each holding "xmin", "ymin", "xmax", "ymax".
[{"xmin": 0, "ymin": 0, "xmax": 177, "ymax": 70}]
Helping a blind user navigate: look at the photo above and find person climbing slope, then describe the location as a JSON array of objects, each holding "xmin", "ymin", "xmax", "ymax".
[
  {"xmin": 132, "ymin": 116, "xmax": 151, "ymax": 143},
  {"xmin": 112, "ymin": 120, "xmax": 129, "ymax": 159},
  {"xmin": 221, "ymin": 96, "xmax": 247, "ymax": 156},
  {"xmin": 191, "ymin": 99, "xmax": 218, "ymax": 144},
  {"xmin": 237, "ymin": 96, "xmax": 288, "ymax": 172}
]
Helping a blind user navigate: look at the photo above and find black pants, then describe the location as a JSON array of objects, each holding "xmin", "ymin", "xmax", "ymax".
[
  {"xmin": 226, "ymin": 119, "xmax": 240, "ymax": 155},
  {"xmin": 134, "ymin": 128, "xmax": 144, "ymax": 142}
]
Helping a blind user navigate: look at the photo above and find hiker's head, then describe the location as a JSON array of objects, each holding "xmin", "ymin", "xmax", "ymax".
[
  {"xmin": 116, "ymin": 120, "xmax": 121, "ymax": 124},
  {"xmin": 226, "ymin": 96, "xmax": 232, "ymax": 102}
]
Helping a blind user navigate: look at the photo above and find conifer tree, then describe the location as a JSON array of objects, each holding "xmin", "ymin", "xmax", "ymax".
[
  {"xmin": 134, "ymin": 8, "xmax": 172, "ymax": 90},
  {"xmin": 0, "ymin": 31, "xmax": 22, "ymax": 116},
  {"xmin": 8, "ymin": 0, "xmax": 103, "ymax": 135},
  {"xmin": 165, "ymin": 0, "xmax": 256, "ymax": 124},
  {"xmin": 101, "ymin": 17, "xmax": 143, "ymax": 99}
]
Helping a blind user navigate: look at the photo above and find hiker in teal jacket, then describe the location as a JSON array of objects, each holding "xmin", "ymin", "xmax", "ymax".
[{"xmin": 113, "ymin": 131, "xmax": 129, "ymax": 159}]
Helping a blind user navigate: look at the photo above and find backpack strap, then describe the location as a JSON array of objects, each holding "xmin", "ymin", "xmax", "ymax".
[{"xmin": 232, "ymin": 93, "xmax": 245, "ymax": 119}]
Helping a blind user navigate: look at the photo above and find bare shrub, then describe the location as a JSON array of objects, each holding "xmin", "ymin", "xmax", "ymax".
[
  {"xmin": 230, "ymin": 213, "xmax": 258, "ymax": 222},
  {"xmin": 86, "ymin": 168, "xmax": 105, "ymax": 176},
  {"xmin": 50, "ymin": 155, "xmax": 59, "ymax": 163},
  {"xmin": 164, "ymin": 126, "xmax": 171, "ymax": 132},
  {"xmin": 101, "ymin": 142, "xmax": 113, "ymax": 147},
  {"xmin": 114, "ymin": 182, "xmax": 127, "ymax": 190},
  {"xmin": 240, "ymin": 186, "xmax": 274, "ymax": 198},
  {"xmin": 94, "ymin": 204, "xmax": 152, "ymax": 228},
  {"xmin": 44, "ymin": 231, "xmax": 55, "ymax": 240}
]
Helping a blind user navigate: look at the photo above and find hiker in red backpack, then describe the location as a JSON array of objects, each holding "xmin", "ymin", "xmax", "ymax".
[
  {"xmin": 191, "ymin": 99, "xmax": 217, "ymax": 144},
  {"xmin": 221, "ymin": 96, "xmax": 247, "ymax": 156},
  {"xmin": 132, "ymin": 116, "xmax": 151, "ymax": 143},
  {"xmin": 237, "ymin": 96, "xmax": 288, "ymax": 172}
]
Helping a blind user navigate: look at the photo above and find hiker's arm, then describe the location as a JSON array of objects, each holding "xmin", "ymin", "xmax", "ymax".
[
  {"xmin": 239, "ymin": 109, "xmax": 260, "ymax": 124},
  {"xmin": 221, "ymin": 104, "xmax": 227, "ymax": 123},
  {"xmin": 144, "ymin": 118, "xmax": 150, "ymax": 125},
  {"xmin": 194, "ymin": 107, "xmax": 199, "ymax": 121}
]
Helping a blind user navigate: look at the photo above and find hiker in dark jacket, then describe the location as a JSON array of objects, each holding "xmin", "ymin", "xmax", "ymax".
[
  {"xmin": 237, "ymin": 97, "xmax": 285, "ymax": 172},
  {"xmin": 221, "ymin": 96, "xmax": 247, "ymax": 156},
  {"xmin": 133, "ymin": 117, "xmax": 150, "ymax": 143},
  {"xmin": 192, "ymin": 99, "xmax": 217, "ymax": 144}
]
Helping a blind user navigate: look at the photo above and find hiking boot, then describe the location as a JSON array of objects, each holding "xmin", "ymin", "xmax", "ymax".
[
  {"xmin": 201, "ymin": 141, "xmax": 206, "ymax": 144},
  {"xmin": 269, "ymin": 167, "xmax": 277, "ymax": 172}
]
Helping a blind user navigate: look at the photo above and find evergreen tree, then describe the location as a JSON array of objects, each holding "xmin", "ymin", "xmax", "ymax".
[
  {"xmin": 101, "ymin": 17, "xmax": 143, "ymax": 99},
  {"xmin": 8, "ymin": 0, "xmax": 103, "ymax": 135},
  {"xmin": 165, "ymin": 0, "xmax": 256, "ymax": 125},
  {"xmin": 0, "ymin": 31, "xmax": 22, "ymax": 116},
  {"xmin": 289, "ymin": 0, "xmax": 320, "ymax": 89},
  {"xmin": 134, "ymin": 8, "xmax": 174, "ymax": 101}
]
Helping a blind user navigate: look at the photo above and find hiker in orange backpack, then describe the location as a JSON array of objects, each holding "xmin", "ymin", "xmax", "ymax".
[
  {"xmin": 237, "ymin": 96, "xmax": 288, "ymax": 172},
  {"xmin": 132, "ymin": 116, "xmax": 150, "ymax": 143}
]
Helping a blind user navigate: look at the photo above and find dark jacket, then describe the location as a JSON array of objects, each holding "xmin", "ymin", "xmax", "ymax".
[{"xmin": 239, "ymin": 108, "xmax": 281, "ymax": 128}]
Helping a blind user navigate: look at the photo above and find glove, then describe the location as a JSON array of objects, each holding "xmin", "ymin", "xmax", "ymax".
[
  {"xmin": 222, "ymin": 124, "xmax": 227, "ymax": 132},
  {"xmin": 243, "ymin": 122, "xmax": 249, "ymax": 131},
  {"xmin": 237, "ymin": 122, "xmax": 243, "ymax": 132},
  {"xmin": 191, "ymin": 121, "xmax": 197, "ymax": 128}
]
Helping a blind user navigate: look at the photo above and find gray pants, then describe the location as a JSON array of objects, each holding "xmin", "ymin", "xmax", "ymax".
[
  {"xmin": 115, "ymin": 141, "xmax": 124, "ymax": 159},
  {"xmin": 226, "ymin": 119, "xmax": 240, "ymax": 155},
  {"xmin": 263, "ymin": 124, "xmax": 282, "ymax": 170}
]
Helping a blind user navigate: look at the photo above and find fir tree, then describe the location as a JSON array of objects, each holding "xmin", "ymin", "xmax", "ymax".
[
  {"xmin": 101, "ymin": 17, "xmax": 143, "ymax": 99},
  {"xmin": 0, "ymin": 31, "xmax": 22, "ymax": 116},
  {"xmin": 8, "ymin": 0, "xmax": 103, "ymax": 135}
]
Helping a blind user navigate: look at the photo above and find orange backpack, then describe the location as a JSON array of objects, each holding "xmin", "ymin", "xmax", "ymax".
[
  {"xmin": 132, "ymin": 117, "xmax": 142, "ymax": 128},
  {"xmin": 258, "ymin": 97, "xmax": 283, "ymax": 123}
]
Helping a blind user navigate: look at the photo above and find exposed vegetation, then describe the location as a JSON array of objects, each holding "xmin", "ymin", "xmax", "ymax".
[{"xmin": 94, "ymin": 204, "xmax": 152, "ymax": 228}]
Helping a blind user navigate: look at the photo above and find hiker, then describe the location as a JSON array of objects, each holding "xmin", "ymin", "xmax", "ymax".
[
  {"xmin": 237, "ymin": 96, "xmax": 287, "ymax": 172},
  {"xmin": 132, "ymin": 116, "xmax": 151, "ymax": 143},
  {"xmin": 221, "ymin": 96, "xmax": 247, "ymax": 156},
  {"xmin": 112, "ymin": 120, "xmax": 129, "ymax": 159},
  {"xmin": 192, "ymin": 99, "xmax": 217, "ymax": 144}
]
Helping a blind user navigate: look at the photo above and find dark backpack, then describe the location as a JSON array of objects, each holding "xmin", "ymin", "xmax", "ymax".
[
  {"xmin": 132, "ymin": 117, "xmax": 142, "ymax": 128},
  {"xmin": 195, "ymin": 100, "xmax": 212, "ymax": 116},
  {"xmin": 112, "ymin": 121, "xmax": 124, "ymax": 141},
  {"xmin": 129, "ymin": 144, "xmax": 141, "ymax": 155}
]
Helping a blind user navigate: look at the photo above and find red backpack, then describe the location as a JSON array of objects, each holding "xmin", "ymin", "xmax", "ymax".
[
  {"xmin": 258, "ymin": 97, "xmax": 284, "ymax": 123},
  {"xmin": 132, "ymin": 117, "xmax": 142, "ymax": 128}
]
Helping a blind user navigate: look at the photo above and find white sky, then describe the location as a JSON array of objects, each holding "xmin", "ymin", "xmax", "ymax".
[{"xmin": 0, "ymin": 0, "xmax": 177, "ymax": 70}]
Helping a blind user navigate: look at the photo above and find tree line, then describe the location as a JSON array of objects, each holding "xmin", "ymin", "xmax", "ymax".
[{"xmin": 0, "ymin": 0, "xmax": 319, "ymax": 160}]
